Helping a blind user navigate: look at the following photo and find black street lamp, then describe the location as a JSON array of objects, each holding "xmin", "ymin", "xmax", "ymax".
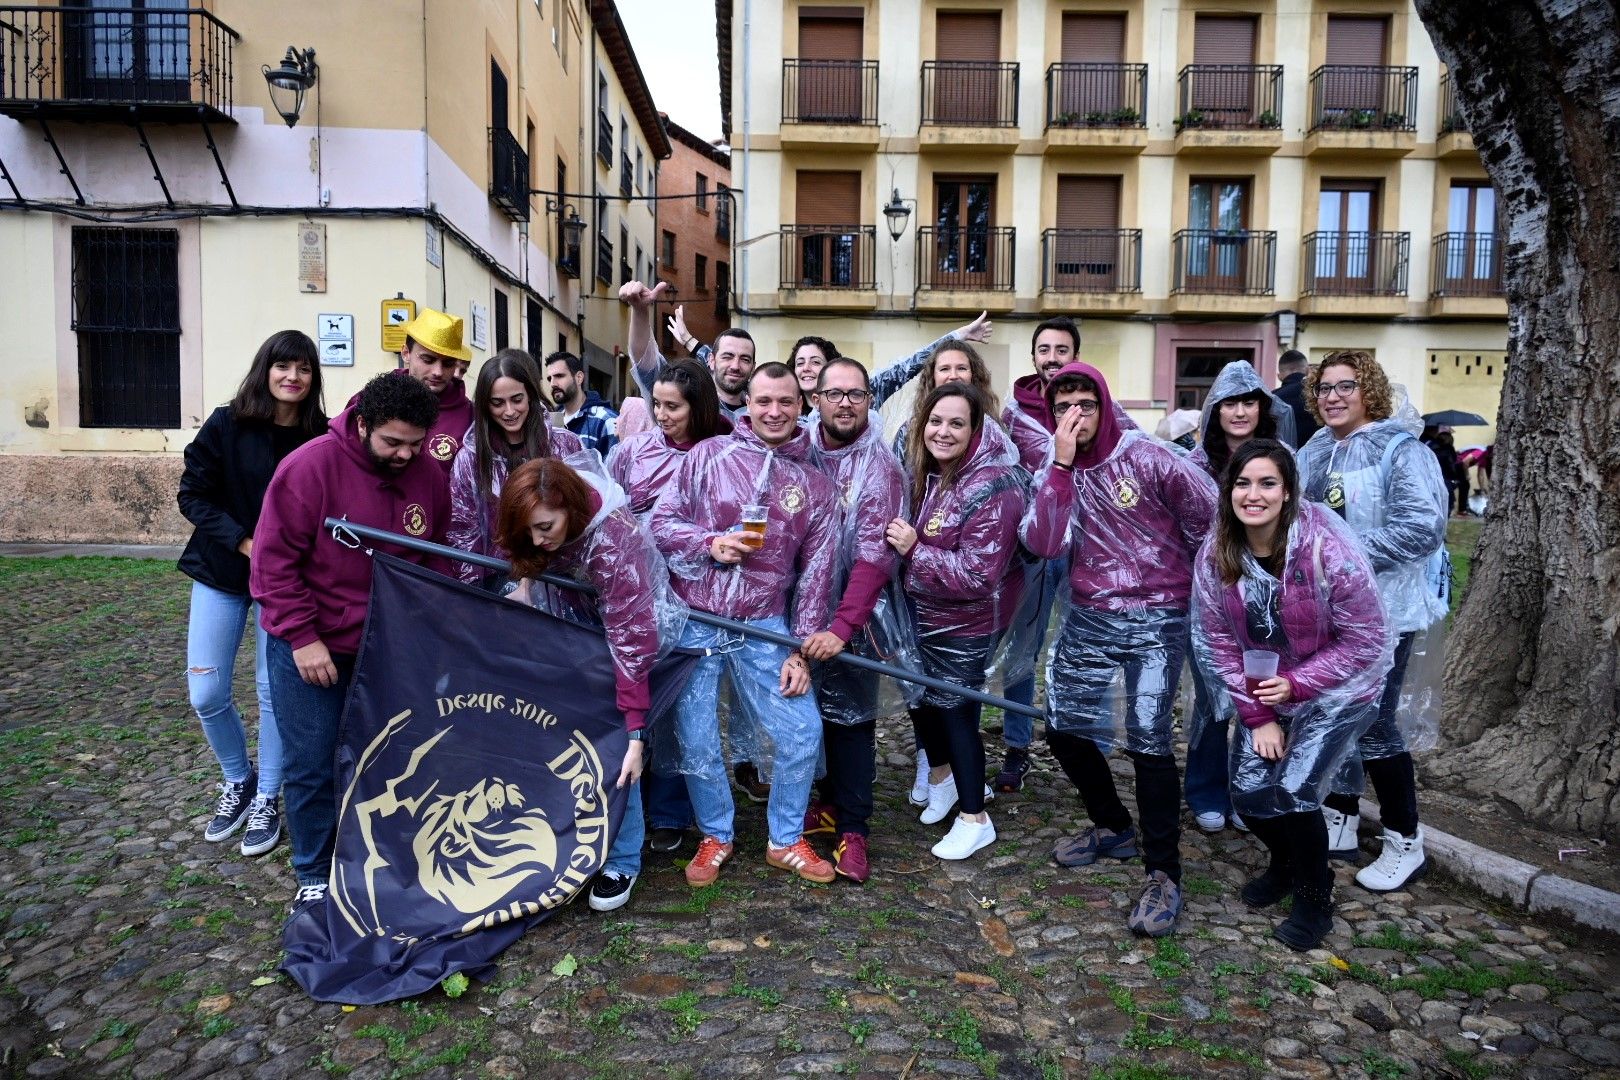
[
  {"xmin": 884, "ymin": 188, "xmax": 915, "ymax": 241},
  {"xmin": 263, "ymin": 47, "xmax": 319, "ymax": 128}
]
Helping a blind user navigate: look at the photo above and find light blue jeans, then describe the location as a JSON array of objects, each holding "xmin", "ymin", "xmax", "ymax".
[
  {"xmin": 186, "ymin": 580, "xmax": 282, "ymax": 797},
  {"xmin": 674, "ymin": 616, "xmax": 821, "ymax": 848},
  {"xmin": 604, "ymin": 779, "xmax": 644, "ymax": 877},
  {"xmin": 1001, "ymin": 557, "xmax": 1068, "ymax": 748}
]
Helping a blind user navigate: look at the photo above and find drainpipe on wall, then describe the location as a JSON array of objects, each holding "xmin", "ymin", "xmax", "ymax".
[{"xmin": 738, "ymin": 0, "xmax": 751, "ymax": 331}]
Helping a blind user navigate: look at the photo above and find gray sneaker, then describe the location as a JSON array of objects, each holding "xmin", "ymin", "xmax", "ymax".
[
  {"xmin": 239, "ymin": 795, "xmax": 282, "ymax": 857},
  {"xmin": 204, "ymin": 771, "xmax": 255, "ymax": 842},
  {"xmin": 1127, "ymin": 870, "xmax": 1183, "ymax": 937}
]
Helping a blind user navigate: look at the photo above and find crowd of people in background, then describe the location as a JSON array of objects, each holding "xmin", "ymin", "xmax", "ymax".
[{"xmin": 174, "ymin": 290, "xmax": 1458, "ymax": 952}]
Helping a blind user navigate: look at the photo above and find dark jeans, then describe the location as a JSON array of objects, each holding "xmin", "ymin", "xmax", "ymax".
[
  {"xmin": 818, "ymin": 720, "xmax": 876, "ymax": 835},
  {"xmin": 643, "ymin": 766, "xmax": 694, "ymax": 831},
  {"xmin": 913, "ymin": 702, "xmax": 987, "ymax": 815},
  {"xmin": 266, "ymin": 635, "xmax": 356, "ymax": 886},
  {"xmin": 1324, "ymin": 633, "xmax": 1420, "ymax": 835},
  {"xmin": 1048, "ymin": 728, "xmax": 1183, "ymax": 883},
  {"xmin": 1183, "ymin": 663, "xmax": 1231, "ymax": 816}
]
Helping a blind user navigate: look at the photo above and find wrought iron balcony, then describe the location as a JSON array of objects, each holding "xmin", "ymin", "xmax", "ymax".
[
  {"xmin": 1439, "ymin": 70, "xmax": 1466, "ymax": 134},
  {"xmin": 1175, "ymin": 65, "xmax": 1283, "ymax": 131},
  {"xmin": 1171, "ymin": 229, "xmax": 1276, "ymax": 295},
  {"xmin": 1431, "ymin": 232, "xmax": 1503, "ymax": 297},
  {"xmin": 1308, "ymin": 65, "xmax": 1418, "ymax": 133},
  {"xmin": 1044, "ymin": 64, "xmax": 1147, "ymax": 129},
  {"xmin": 0, "ymin": 4, "xmax": 239, "ymax": 122},
  {"xmin": 619, "ymin": 153, "xmax": 632, "ymax": 198},
  {"xmin": 489, "ymin": 126, "xmax": 529, "ymax": 222},
  {"xmin": 920, "ymin": 61, "xmax": 1018, "ymax": 127},
  {"xmin": 778, "ymin": 225, "xmax": 876, "ymax": 290},
  {"xmin": 595, "ymin": 109, "xmax": 612, "ymax": 165},
  {"xmin": 781, "ymin": 59, "xmax": 878, "ymax": 125},
  {"xmin": 1040, "ymin": 229, "xmax": 1142, "ymax": 293},
  {"xmin": 917, "ymin": 225, "xmax": 1015, "ymax": 291},
  {"xmin": 1301, "ymin": 231, "xmax": 1409, "ymax": 296}
]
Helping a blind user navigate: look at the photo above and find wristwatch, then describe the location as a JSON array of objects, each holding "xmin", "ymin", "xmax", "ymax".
[{"xmin": 626, "ymin": 729, "xmax": 644, "ymax": 742}]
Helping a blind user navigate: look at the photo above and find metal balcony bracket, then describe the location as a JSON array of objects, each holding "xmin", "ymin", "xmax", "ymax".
[
  {"xmin": 33, "ymin": 110, "xmax": 85, "ymax": 206},
  {"xmin": 198, "ymin": 109, "xmax": 239, "ymax": 210},
  {"xmin": 131, "ymin": 113, "xmax": 175, "ymax": 208},
  {"xmin": 0, "ymin": 150, "xmax": 24, "ymax": 204}
]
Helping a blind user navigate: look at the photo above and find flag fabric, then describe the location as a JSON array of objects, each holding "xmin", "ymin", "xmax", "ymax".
[{"xmin": 282, "ymin": 553, "xmax": 691, "ymax": 1004}]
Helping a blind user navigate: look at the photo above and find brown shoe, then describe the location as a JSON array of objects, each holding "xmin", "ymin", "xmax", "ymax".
[
  {"xmin": 684, "ymin": 836, "xmax": 733, "ymax": 886},
  {"xmin": 766, "ymin": 837, "xmax": 835, "ymax": 884},
  {"xmin": 732, "ymin": 762, "xmax": 770, "ymax": 804}
]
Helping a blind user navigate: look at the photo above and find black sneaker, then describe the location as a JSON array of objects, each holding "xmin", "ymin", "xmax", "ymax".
[
  {"xmin": 239, "ymin": 795, "xmax": 282, "ymax": 857},
  {"xmin": 992, "ymin": 748, "xmax": 1031, "ymax": 793},
  {"xmin": 648, "ymin": 827, "xmax": 686, "ymax": 853},
  {"xmin": 289, "ymin": 881, "xmax": 328, "ymax": 914},
  {"xmin": 732, "ymin": 763, "xmax": 770, "ymax": 804},
  {"xmin": 204, "ymin": 771, "xmax": 256, "ymax": 842},
  {"xmin": 587, "ymin": 871, "xmax": 637, "ymax": 912}
]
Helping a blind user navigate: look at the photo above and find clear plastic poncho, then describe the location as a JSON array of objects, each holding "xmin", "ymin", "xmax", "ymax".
[
  {"xmin": 1189, "ymin": 501, "xmax": 1394, "ymax": 816},
  {"xmin": 1187, "ymin": 361, "xmax": 1298, "ymax": 479}
]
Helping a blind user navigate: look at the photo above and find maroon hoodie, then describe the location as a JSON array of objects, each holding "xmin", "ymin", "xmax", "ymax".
[
  {"xmin": 1002, "ymin": 372, "xmax": 1055, "ymax": 473},
  {"xmin": 251, "ymin": 404, "xmax": 453, "ymax": 655},
  {"xmin": 347, "ymin": 370, "xmax": 475, "ymax": 477}
]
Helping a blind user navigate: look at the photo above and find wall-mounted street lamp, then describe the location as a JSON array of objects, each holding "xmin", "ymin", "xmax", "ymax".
[
  {"xmin": 545, "ymin": 198, "xmax": 589, "ymax": 247},
  {"xmin": 263, "ymin": 47, "xmax": 319, "ymax": 128},
  {"xmin": 883, "ymin": 188, "xmax": 915, "ymax": 241}
]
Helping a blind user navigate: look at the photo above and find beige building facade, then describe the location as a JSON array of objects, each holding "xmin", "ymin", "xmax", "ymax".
[
  {"xmin": 718, "ymin": 0, "xmax": 1507, "ymax": 442},
  {"xmin": 0, "ymin": 0, "xmax": 668, "ymax": 542}
]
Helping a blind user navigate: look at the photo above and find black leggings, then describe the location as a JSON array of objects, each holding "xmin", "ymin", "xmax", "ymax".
[
  {"xmin": 1047, "ymin": 729, "xmax": 1182, "ymax": 883},
  {"xmin": 1324, "ymin": 754, "xmax": 1419, "ymax": 835},
  {"xmin": 911, "ymin": 701, "xmax": 987, "ymax": 815},
  {"xmin": 818, "ymin": 720, "xmax": 875, "ymax": 835},
  {"xmin": 1245, "ymin": 810, "xmax": 1332, "ymax": 892}
]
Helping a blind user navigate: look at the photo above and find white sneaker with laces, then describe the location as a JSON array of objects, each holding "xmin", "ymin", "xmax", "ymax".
[
  {"xmin": 289, "ymin": 882, "xmax": 328, "ymax": 913},
  {"xmin": 919, "ymin": 774, "xmax": 958, "ymax": 825},
  {"xmin": 1355, "ymin": 827, "xmax": 1427, "ymax": 892},
  {"xmin": 909, "ymin": 751, "xmax": 930, "ymax": 806},
  {"xmin": 1194, "ymin": 811, "xmax": 1226, "ymax": 833},
  {"xmin": 932, "ymin": 814, "xmax": 996, "ymax": 861},
  {"xmin": 1323, "ymin": 807, "xmax": 1360, "ymax": 854}
]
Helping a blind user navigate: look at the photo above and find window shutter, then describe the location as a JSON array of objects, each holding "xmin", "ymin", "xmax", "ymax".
[
  {"xmin": 1325, "ymin": 16, "xmax": 1387, "ymax": 66},
  {"xmin": 1193, "ymin": 16, "xmax": 1256, "ymax": 65},
  {"xmin": 1061, "ymin": 14, "xmax": 1125, "ymax": 63},
  {"xmin": 1056, "ymin": 176, "xmax": 1121, "ymax": 231},
  {"xmin": 795, "ymin": 171, "xmax": 862, "ymax": 226},
  {"xmin": 798, "ymin": 16, "xmax": 862, "ymax": 59},
  {"xmin": 936, "ymin": 12, "xmax": 1000, "ymax": 62}
]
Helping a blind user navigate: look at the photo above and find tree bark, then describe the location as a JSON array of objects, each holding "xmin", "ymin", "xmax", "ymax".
[{"xmin": 1412, "ymin": 1, "xmax": 1620, "ymax": 837}]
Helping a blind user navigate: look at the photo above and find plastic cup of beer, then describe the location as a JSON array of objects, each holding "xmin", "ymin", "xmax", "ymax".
[
  {"xmin": 739, "ymin": 504, "xmax": 768, "ymax": 550},
  {"xmin": 1242, "ymin": 649, "xmax": 1280, "ymax": 695}
]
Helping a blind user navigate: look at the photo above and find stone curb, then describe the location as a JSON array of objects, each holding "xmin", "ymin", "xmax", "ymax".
[
  {"xmin": 0, "ymin": 541, "xmax": 183, "ymax": 559},
  {"xmin": 1360, "ymin": 797, "xmax": 1620, "ymax": 935}
]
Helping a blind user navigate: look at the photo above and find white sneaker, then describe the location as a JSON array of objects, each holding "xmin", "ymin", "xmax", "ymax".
[
  {"xmin": 909, "ymin": 751, "xmax": 930, "ymax": 806},
  {"xmin": 1231, "ymin": 812, "xmax": 1249, "ymax": 833},
  {"xmin": 1323, "ymin": 807, "xmax": 1360, "ymax": 854},
  {"xmin": 932, "ymin": 814, "xmax": 996, "ymax": 861},
  {"xmin": 919, "ymin": 774, "xmax": 958, "ymax": 825},
  {"xmin": 1194, "ymin": 811, "xmax": 1226, "ymax": 833},
  {"xmin": 983, "ymin": 784, "xmax": 996, "ymax": 804},
  {"xmin": 1356, "ymin": 827, "xmax": 1427, "ymax": 892}
]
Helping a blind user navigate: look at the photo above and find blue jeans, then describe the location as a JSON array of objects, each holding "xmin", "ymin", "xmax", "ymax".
[
  {"xmin": 1183, "ymin": 664, "xmax": 1232, "ymax": 817},
  {"xmin": 1001, "ymin": 557, "xmax": 1066, "ymax": 748},
  {"xmin": 604, "ymin": 780, "xmax": 644, "ymax": 877},
  {"xmin": 186, "ymin": 580, "xmax": 283, "ymax": 796},
  {"xmin": 674, "ymin": 616, "xmax": 821, "ymax": 848},
  {"xmin": 642, "ymin": 766, "xmax": 693, "ymax": 831},
  {"xmin": 266, "ymin": 635, "xmax": 355, "ymax": 886}
]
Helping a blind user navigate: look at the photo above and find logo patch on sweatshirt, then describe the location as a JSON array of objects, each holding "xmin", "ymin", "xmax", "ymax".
[
  {"xmin": 923, "ymin": 509, "xmax": 947, "ymax": 537},
  {"xmin": 404, "ymin": 503, "xmax": 428, "ymax": 537},
  {"xmin": 779, "ymin": 485, "xmax": 805, "ymax": 514},
  {"xmin": 429, "ymin": 433, "xmax": 458, "ymax": 462},
  {"xmin": 1113, "ymin": 476, "xmax": 1140, "ymax": 510}
]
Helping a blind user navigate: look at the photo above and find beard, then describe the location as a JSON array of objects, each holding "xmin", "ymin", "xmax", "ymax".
[{"xmin": 365, "ymin": 440, "xmax": 409, "ymax": 474}]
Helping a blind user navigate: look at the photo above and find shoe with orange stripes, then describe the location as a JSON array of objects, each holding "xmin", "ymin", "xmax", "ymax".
[
  {"xmin": 766, "ymin": 837, "xmax": 836, "ymax": 884},
  {"xmin": 684, "ymin": 836, "xmax": 734, "ymax": 886}
]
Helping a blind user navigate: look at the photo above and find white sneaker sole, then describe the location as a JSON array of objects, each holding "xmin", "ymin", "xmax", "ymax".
[
  {"xmin": 240, "ymin": 824, "xmax": 282, "ymax": 857},
  {"xmin": 932, "ymin": 824, "xmax": 997, "ymax": 861},
  {"xmin": 588, "ymin": 878, "xmax": 636, "ymax": 912}
]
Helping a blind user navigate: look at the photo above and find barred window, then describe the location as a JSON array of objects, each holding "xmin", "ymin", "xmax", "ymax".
[{"xmin": 72, "ymin": 227, "xmax": 180, "ymax": 428}]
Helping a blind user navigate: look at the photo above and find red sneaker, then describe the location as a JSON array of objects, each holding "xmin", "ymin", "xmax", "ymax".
[
  {"xmin": 802, "ymin": 801, "xmax": 837, "ymax": 836},
  {"xmin": 834, "ymin": 832, "xmax": 870, "ymax": 884},
  {"xmin": 766, "ymin": 838, "xmax": 835, "ymax": 884},
  {"xmin": 684, "ymin": 836, "xmax": 734, "ymax": 886}
]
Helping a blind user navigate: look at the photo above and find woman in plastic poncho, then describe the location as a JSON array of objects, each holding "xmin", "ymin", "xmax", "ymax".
[
  {"xmin": 1191, "ymin": 440, "xmax": 1392, "ymax": 950},
  {"xmin": 1296, "ymin": 350, "xmax": 1449, "ymax": 893},
  {"xmin": 1184, "ymin": 361, "xmax": 1296, "ymax": 835}
]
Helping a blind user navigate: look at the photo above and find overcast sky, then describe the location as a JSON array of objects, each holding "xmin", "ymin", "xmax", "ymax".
[{"xmin": 618, "ymin": 0, "xmax": 724, "ymax": 144}]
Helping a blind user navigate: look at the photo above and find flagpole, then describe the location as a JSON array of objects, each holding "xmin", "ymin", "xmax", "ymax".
[{"xmin": 323, "ymin": 517, "xmax": 1046, "ymax": 720}]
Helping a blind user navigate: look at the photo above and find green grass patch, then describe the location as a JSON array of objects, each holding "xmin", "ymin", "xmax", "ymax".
[
  {"xmin": 1447, "ymin": 518, "xmax": 1483, "ymax": 617},
  {"xmin": 942, "ymin": 1008, "xmax": 998, "ymax": 1077},
  {"xmin": 1352, "ymin": 921, "xmax": 1429, "ymax": 958},
  {"xmin": 659, "ymin": 990, "xmax": 704, "ymax": 1036},
  {"xmin": 1147, "ymin": 939, "xmax": 1191, "ymax": 980},
  {"xmin": 1442, "ymin": 1048, "xmax": 1496, "ymax": 1079},
  {"xmin": 200, "ymin": 1015, "xmax": 235, "ymax": 1038},
  {"xmin": 1362, "ymin": 1049, "xmax": 1410, "ymax": 1079},
  {"xmin": 1180, "ymin": 874, "xmax": 1221, "ymax": 898}
]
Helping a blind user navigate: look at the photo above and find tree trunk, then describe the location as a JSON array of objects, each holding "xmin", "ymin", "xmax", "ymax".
[{"xmin": 1412, "ymin": 1, "xmax": 1620, "ymax": 837}]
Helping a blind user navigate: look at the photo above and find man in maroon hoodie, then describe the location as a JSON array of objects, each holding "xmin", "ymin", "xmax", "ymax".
[
  {"xmin": 1021, "ymin": 362, "xmax": 1217, "ymax": 939},
  {"xmin": 348, "ymin": 308, "xmax": 476, "ymax": 476},
  {"xmin": 252, "ymin": 372, "xmax": 453, "ymax": 908}
]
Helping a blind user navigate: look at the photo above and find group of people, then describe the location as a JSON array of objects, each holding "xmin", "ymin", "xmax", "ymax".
[{"xmin": 176, "ymin": 289, "xmax": 1449, "ymax": 951}]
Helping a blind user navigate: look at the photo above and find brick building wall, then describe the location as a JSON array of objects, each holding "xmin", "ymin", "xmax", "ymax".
[{"xmin": 655, "ymin": 117, "xmax": 732, "ymax": 355}]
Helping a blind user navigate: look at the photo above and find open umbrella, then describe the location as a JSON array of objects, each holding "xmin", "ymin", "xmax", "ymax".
[{"xmin": 1423, "ymin": 409, "xmax": 1490, "ymax": 427}]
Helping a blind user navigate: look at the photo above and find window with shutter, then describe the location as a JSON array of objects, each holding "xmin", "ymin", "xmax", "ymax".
[
  {"xmin": 1057, "ymin": 14, "xmax": 1127, "ymax": 117},
  {"xmin": 933, "ymin": 12, "xmax": 1002, "ymax": 124},
  {"xmin": 1322, "ymin": 16, "xmax": 1388, "ymax": 116},
  {"xmin": 798, "ymin": 14, "xmax": 863, "ymax": 122},
  {"xmin": 794, "ymin": 171, "xmax": 863, "ymax": 287},
  {"xmin": 1191, "ymin": 16, "xmax": 1258, "ymax": 121},
  {"xmin": 1053, "ymin": 177, "xmax": 1122, "ymax": 289}
]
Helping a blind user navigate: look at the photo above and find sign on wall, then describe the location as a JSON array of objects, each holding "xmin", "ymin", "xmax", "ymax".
[
  {"xmin": 469, "ymin": 301, "xmax": 489, "ymax": 351},
  {"xmin": 381, "ymin": 297, "xmax": 417, "ymax": 353},
  {"xmin": 298, "ymin": 223, "xmax": 327, "ymax": 293},
  {"xmin": 318, "ymin": 313, "xmax": 355, "ymax": 367}
]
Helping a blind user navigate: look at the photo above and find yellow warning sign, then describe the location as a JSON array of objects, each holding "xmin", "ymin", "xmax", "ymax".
[{"xmin": 381, "ymin": 298, "xmax": 417, "ymax": 353}]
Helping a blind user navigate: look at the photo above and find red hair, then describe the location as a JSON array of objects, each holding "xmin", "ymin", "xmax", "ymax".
[{"xmin": 495, "ymin": 458, "xmax": 596, "ymax": 577}]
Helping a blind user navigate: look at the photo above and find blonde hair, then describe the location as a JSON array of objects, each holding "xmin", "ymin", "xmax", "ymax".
[{"xmin": 1306, "ymin": 349, "xmax": 1394, "ymax": 425}]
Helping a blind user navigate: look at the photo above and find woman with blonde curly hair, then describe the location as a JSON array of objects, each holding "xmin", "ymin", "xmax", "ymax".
[{"xmin": 1295, "ymin": 350, "xmax": 1449, "ymax": 895}]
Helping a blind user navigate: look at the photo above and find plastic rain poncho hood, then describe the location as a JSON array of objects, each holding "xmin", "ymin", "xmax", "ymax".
[{"xmin": 1188, "ymin": 361, "xmax": 1298, "ymax": 479}]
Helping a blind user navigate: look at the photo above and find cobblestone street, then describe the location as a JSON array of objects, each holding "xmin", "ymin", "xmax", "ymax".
[{"xmin": 1, "ymin": 555, "xmax": 1616, "ymax": 1080}]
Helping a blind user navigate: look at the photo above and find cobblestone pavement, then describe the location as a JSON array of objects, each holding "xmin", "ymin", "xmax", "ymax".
[{"xmin": 2, "ymin": 556, "xmax": 1617, "ymax": 1080}]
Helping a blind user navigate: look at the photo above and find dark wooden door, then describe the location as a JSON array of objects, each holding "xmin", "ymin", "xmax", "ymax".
[{"xmin": 933, "ymin": 177, "xmax": 996, "ymax": 288}]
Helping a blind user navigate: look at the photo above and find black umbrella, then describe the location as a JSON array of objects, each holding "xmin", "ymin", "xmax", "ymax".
[{"xmin": 1423, "ymin": 409, "xmax": 1490, "ymax": 427}]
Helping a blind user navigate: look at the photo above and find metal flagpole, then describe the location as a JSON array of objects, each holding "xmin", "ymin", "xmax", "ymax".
[{"xmin": 323, "ymin": 517, "xmax": 1046, "ymax": 720}]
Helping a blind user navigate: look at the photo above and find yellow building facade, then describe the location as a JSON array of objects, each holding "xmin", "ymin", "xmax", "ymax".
[
  {"xmin": 0, "ymin": 0, "xmax": 668, "ymax": 542},
  {"xmin": 719, "ymin": 0, "xmax": 1506, "ymax": 443}
]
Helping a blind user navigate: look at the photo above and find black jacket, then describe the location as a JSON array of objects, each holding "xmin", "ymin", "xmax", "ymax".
[
  {"xmin": 1274, "ymin": 372, "xmax": 1319, "ymax": 450},
  {"xmin": 177, "ymin": 406, "xmax": 322, "ymax": 594}
]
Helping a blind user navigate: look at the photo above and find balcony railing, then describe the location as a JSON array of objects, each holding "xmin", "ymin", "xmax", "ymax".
[
  {"xmin": 1301, "ymin": 231, "xmax": 1409, "ymax": 296},
  {"xmin": 1172, "ymin": 229, "xmax": 1276, "ymax": 295},
  {"xmin": 1044, "ymin": 64, "xmax": 1147, "ymax": 128},
  {"xmin": 1431, "ymin": 232, "xmax": 1503, "ymax": 297},
  {"xmin": 619, "ymin": 154, "xmax": 632, "ymax": 198},
  {"xmin": 920, "ymin": 61, "xmax": 1018, "ymax": 127},
  {"xmin": 489, "ymin": 127, "xmax": 530, "ymax": 221},
  {"xmin": 1041, "ymin": 229, "xmax": 1142, "ymax": 292},
  {"xmin": 1439, "ymin": 70, "xmax": 1466, "ymax": 134},
  {"xmin": 917, "ymin": 225, "xmax": 1015, "ymax": 291},
  {"xmin": 1308, "ymin": 65, "xmax": 1418, "ymax": 133},
  {"xmin": 1176, "ymin": 65, "xmax": 1283, "ymax": 130},
  {"xmin": 781, "ymin": 59, "xmax": 878, "ymax": 125},
  {"xmin": 595, "ymin": 110, "xmax": 612, "ymax": 165},
  {"xmin": 778, "ymin": 225, "xmax": 876, "ymax": 290},
  {"xmin": 0, "ymin": 5, "xmax": 239, "ymax": 120}
]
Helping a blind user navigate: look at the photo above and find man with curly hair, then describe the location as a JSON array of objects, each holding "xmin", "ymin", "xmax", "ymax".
[{"xmin": 252, "ymin": 372, "xmax": 454, "ymax": 910}]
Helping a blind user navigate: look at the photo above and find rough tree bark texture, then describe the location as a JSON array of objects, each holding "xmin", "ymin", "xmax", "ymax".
[{"xmin": 1414, "ymin": 1, "xmax": 1620, "ymax": 836}]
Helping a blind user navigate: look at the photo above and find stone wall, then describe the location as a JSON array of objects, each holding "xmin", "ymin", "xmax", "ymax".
[{"xmin": 0, "ymin": 455, "xmax": 189, "ymax": 544}]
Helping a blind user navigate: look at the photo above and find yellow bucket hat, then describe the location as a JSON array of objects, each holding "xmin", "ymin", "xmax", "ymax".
[{"xmin": 400, "ymin": 308, "xmax": 473, "ymax": 362}]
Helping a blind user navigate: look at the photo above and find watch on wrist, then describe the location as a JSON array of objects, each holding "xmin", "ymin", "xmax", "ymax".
[{"xmin": 626, "ymin": 729, "xmax": 644, "ymax": 742}]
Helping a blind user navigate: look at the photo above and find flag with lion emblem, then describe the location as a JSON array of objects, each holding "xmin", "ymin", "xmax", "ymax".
[{"xmin": 282, "ymin": 553, "xmax": 693, "ymax": 1003}]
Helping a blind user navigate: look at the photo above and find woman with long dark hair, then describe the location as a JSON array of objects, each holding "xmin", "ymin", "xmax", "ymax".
[
  {"xmin": 608, "ymin": 357, "xmax": 725, "ymax": 514},
  {"xmin": 178, "ymin": 330, "xmax": 327, "ymax": 858},
  {"xmin": 449, "ymin": 349, "xmax": 583, "ymax": 585},
  {"xmin": 1191, "ymin": 439, "xmax": 1391, "ymax": 949},
  {"xmin": 790, "ymin": 335, "xmax": 838, "ymax": 415},
  {"xmin": 887, "ymin": 383, "xmax": 1026, "ymax": 861}
]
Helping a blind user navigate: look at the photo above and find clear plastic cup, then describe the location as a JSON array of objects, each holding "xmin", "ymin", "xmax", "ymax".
[{"xmin": 1242, "ymin": 649, "xmax": 1280, "ymax": 695}]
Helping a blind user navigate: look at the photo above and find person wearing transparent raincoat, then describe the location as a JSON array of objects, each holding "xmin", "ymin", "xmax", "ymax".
[
  {"xmin": 1297, "ymin": 350, "xmax": 1449, "ymax": 894},
  {"xmin": 888, "ymin": 383, "xmax": 1027, "ymax": 862},
  {"xmin": 1191, "ymin": 439, "xmax": 1393, "ymax": 951},
  {"xmin": 1182, "ymin": 361, "xmax": 1297, "ymax": 835},
  {"xmin": 650, "ymin": 363, "xmax": 842, "ymax": 887},
  {"xmin": 1021, "ymin": 362, "xmax": 1218, "ymax": 938},
  {"xmin": 795, "ymin": 358, "xmax": 915, "ymax": 884},
  {"xmin": 495, "ymin": 455, "xmax": 685, "ymax": 914}
]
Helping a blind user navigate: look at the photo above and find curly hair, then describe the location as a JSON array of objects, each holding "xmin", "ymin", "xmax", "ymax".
[
  {"xmin": 1306, "ymin": 349, "xmax": 1393, "ymax": 425},
  {"xmin": 356, "ymin": 371, "xmax": 440, "ymax": 433}
]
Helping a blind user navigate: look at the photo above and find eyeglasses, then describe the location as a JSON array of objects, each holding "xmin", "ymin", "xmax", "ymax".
[
  {"xmin": 1052, "ymin": 401, "xmax": 1100, "ymax": 418},
  {"xmin": 817, "ymin": 389, "xmax": 871, "ymax": 405},
  {"xmin": 1315, "ymin": 379, "xmax": 1361, "ymax": 399}
]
